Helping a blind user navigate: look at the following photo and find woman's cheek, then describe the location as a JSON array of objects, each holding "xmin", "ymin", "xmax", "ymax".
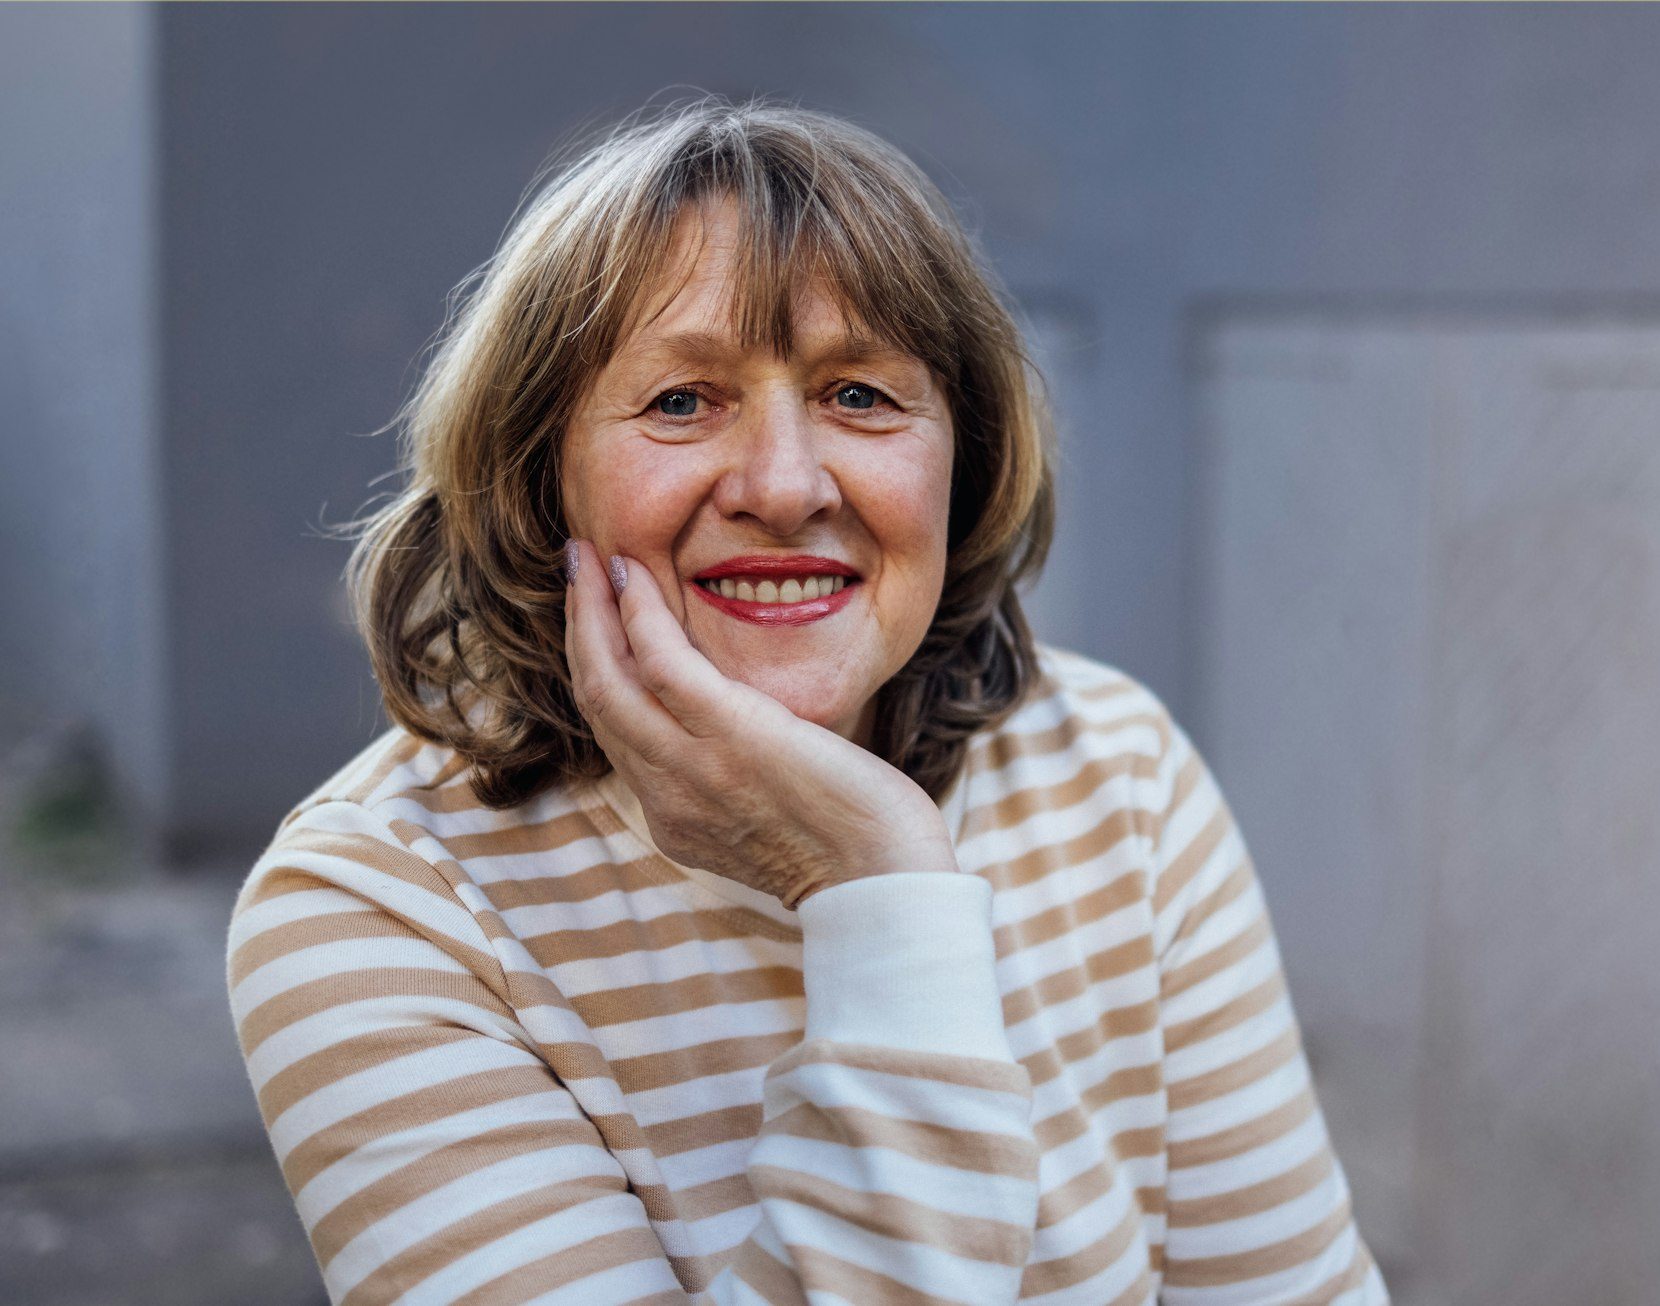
[
  {"xmin": 603, "ymin": 446, "xmax": 707, "ymax": 545},
  {"xmin": 881, "ymin": 444, "xmax": 953, "ymax": 560}
]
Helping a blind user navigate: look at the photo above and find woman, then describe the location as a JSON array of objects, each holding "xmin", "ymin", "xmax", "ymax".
[{"xmin": 227, "ymin": 98, "xmax": 1389, "ymax": 1304}]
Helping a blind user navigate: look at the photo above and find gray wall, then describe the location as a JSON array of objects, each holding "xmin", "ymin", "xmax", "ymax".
[
  {"xmin": 0, "ymin": 3, "xmax": 167, "ymax": 842},
  {"xmin": 1194, "ymin": 314, "xmax": 1660, "ymax": 1302},
  {"xmin": 8, "ymin": 3, "xmax": 1660, "ymax": 850}
]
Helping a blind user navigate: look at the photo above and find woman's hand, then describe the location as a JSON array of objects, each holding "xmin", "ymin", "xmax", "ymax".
[{"xmin": 561, "ymin": 539, "xmax": 960, "ymax": 907}]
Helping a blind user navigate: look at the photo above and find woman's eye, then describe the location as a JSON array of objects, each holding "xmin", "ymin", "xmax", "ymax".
[
  {"xmin": 648, "ymin": 382, "xmax": 894, "ymax": 422},
  {"xmin": 651, "ymin": 388, "xmax": 703, "ymax": 419},
  {"xmin": 834, "ymin": 383, "xmax": 893, "ymax": 412}
]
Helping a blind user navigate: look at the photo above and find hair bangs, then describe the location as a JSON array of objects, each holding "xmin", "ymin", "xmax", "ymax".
[{"xmin": 593, "ymin": 120, "xmax": 957, "ymax": 379}]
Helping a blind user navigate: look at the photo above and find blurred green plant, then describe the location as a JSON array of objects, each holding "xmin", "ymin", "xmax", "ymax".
[{"xmin": 3, "ymin": 725, "xmax": 129, "ymax": 886}]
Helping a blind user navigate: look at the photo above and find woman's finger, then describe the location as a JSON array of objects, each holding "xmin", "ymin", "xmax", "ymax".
[
  {"xmin": 562, "ymin": 539, "xmax": 681, "ymax": 756},
  {"xmin": 563, "ymin": 540, "xmax": 631, "ymax": 674},
  {"xmin": 608, "ymin": 553, "xmax": 764, "ymax": 739}
]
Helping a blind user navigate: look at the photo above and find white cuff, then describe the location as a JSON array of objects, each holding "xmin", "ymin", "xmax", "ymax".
[{"xmin": 797, "ymin": 872, "xmax": 1014, "ymax": 1062}]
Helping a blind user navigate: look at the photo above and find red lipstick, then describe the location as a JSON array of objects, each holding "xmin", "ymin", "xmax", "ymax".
[
  {"xmin": 688, "ymin": 576, "xmax": 859, "ymax": 625},
  {"xmin": 692, "ymin": 555, "xmax": 860, "ymax": 581}
]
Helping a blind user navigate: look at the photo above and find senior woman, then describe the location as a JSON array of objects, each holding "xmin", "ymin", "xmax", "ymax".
[{"xmin": 227, "ymin": 99, "xmax": 1389, "ymax": 1305}]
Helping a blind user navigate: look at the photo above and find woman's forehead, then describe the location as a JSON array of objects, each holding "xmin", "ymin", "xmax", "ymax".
[
  {"xmin": 625, "ymin": 244, "xmax": 848, "ymax": 344},
  {"xmin": 630, "ymin": 199, "xmax": 899, "ymax": 339},
  {"xmin": 604, "ymin": 261, "xmax": 931, "ymax": 384}
]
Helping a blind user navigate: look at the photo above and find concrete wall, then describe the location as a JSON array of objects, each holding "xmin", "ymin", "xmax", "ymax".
[
  {"xmin": 1197, "ymin": 315, "xmax": 1660, "ymax": 1302},
  {"xmin": 1167, "ymin": 2, "xmax": 1660, "ymax": 717},
  {"xmin": 0, "ymin": 3, "xmax": 167, "ymax": 841},
  {"xmin": 1160, "ymin": 17, "xmax": 1660, "ymax": 1296}
]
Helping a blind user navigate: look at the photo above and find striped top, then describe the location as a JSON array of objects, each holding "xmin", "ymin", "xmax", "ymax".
[{"xmin": 226, "ymin": 643, "xmax": 1388, "ymax": 1304}]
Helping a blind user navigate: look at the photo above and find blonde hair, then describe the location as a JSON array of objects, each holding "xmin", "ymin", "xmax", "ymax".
[{"xmin": 343, "ymin": 94, "xmax": 1057, "ymax": 807}]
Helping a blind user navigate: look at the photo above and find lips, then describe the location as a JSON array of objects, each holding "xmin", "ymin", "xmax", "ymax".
[
  {"xmin": 692, "ymin": 554, "xmax": 860, "ymax": 581},
  {"xmin": 688, "ymin": 572, "xmax": 859, "ymax": 626}
]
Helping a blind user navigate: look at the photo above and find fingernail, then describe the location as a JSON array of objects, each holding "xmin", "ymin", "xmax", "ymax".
[
  {"xmin": 608, "ymin": 554, "xmax": 628, "ymax": 594},
  {"xmin": 563, "ymin": 540, "xmax": 579, "ymax": 584}
]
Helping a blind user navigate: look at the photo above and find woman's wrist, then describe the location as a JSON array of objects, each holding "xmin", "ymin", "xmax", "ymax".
[
  {"xmin": 787, "ymin": 869, "xmax": 886, "ymax": 909},
  {"xmin": 785, "ymin": 873, "xmax": 842, "ymax": 910},
  {"xmin": 785, "ymin": 842, "xmax": 962, "ymax": 909}
]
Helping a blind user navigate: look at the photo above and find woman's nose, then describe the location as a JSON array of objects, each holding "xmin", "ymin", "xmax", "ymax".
[{"xmin": 712, "ymin": 392, "xmax": 841, "ymax": 534}]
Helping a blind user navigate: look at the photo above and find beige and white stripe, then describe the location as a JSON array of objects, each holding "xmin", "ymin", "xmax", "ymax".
[{"xmin": 226, "ymin": 643, "xmax": 1388, "ymax": 1304}]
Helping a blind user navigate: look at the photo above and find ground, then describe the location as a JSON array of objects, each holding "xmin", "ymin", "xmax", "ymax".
[{"xmin": 0, "ymin": 866, "xmax": 325, "ymax": 1304}]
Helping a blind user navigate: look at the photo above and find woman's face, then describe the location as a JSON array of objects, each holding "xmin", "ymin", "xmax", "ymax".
[{"xmin": 559, "ymin": 197, "xmax": 955, "ymax": 748}]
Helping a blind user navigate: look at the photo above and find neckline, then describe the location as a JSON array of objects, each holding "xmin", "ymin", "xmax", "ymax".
[{"xmin": 589, "ymin": 749, "xmax": 975, "ymax": 932}]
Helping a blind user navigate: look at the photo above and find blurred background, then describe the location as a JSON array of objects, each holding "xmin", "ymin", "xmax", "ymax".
[{"xmin": 3, "ymin": 2, "xmax": 1658, "ymax": 1302}]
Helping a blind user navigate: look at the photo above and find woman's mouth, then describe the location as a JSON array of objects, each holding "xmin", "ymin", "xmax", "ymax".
[{"xmin": 689, "ymin": 574, "xmax": 859, "ymax": 625}]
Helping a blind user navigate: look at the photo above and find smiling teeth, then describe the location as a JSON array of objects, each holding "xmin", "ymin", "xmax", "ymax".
[{"xmin": 703, "ymin": 575, "xmax": 847, "ymax": 603}]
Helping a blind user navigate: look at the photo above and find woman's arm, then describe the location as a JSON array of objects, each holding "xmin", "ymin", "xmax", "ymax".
[
  {"xmin": 1148, "ymin": 715, "xmax": 1389, "ymax": 1304},
  {"xmin": 227, "ymin": 798, "xmax": 1041, "ymax": 1305}
]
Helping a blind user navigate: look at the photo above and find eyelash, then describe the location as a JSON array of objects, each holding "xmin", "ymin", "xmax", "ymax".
[{"xmin": 646, "ymin": 381, "xmax": 899, "ymax": 423}]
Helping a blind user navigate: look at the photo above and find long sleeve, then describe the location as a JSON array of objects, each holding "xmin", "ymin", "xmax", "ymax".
[
  {"xmin": 226, "ymin": 799, "xmax": 1041, "ymax": 1305},
  {"xmin": 1148, "ymin": 718, "xmax": 1389, "ymax": 1304}
]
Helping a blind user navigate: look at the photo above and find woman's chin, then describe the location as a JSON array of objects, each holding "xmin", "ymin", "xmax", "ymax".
[
  {"xmin": 721, "ymin": 665, "xmax": 861, "ymax": 736},
  {"xmin": 767, "ymin": 690, "xmax": 853, "ymax": 733},
  {"xmin": 791, "ymin": 702, "xmax": 861, "ymax": 738}
]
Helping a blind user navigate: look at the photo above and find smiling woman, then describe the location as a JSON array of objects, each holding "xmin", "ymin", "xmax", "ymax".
[
  {"xmin": 226, "ymin": 96, "xmax": 1389, "ymax": 1304},
  {"xmin": 338, "ymin": 99, "xmax": 1051, "ymax": 813},
  {"xmin": 559, "ymin": 193, "xmax": 957, "ymax": 748}
]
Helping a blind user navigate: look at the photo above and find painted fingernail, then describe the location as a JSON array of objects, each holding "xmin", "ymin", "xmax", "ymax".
[
  {"xmin": 563, "ymin": 540, "xmax": 579, "ymax": 584},
  {"xmin": 608, "ymin": 554, "xmax": 628, "ymax": 594}
]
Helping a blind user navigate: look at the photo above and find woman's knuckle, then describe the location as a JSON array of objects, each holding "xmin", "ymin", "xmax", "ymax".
[
  {"xmin": 576, "ymin": 674, "xmax": 612, "ymax": 722},
  {"xmin": 725, "ymin": 695, "xmax": 764, "ymax": 735},
  {"xmin": 636, "ymin": 735, "xmax": 678, "ymax": 774},
  {"xmin": 637, "ymin": 649, "xmax": 678, "ymax": 692}
]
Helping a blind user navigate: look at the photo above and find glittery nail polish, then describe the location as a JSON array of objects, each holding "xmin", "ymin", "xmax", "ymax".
[
  {"xmin": 608, "ymin": 555, "xmax": 628, "ymax": 594},
  {"xmin": 562, "ymin": 540, "xmax": 579, "ymax": 583}
]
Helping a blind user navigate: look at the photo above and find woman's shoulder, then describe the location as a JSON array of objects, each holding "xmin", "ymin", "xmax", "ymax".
[
  {"xmin": 269, "ymin": 725, "xmax": 469, "ymax": 832},
  {"xmin": 1006, "ymin": 642, "xmax": 1180, "ymax": 753},
  {"xmin": 955, "ymin": 642, "xmax": 1181, "ymax": 827},
  {"xmin": 266, "ymin": 723, "xmax": 592, "ymax": 843},
  {"xmin": 232, "ymin": 726, "xmax": 589, "ymax": 936}
]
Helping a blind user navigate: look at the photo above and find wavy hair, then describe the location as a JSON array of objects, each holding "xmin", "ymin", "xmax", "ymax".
[{"xmin": 341, "ymin": 95, "xmax": 1057, "ymax": 808}]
